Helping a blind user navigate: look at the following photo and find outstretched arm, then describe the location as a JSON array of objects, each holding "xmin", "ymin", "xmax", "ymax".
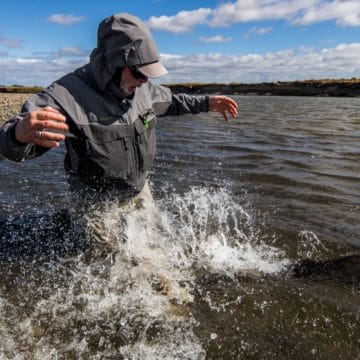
[
  {"xmin": 208, "ymin": 95, "xmax": 238, "ymax": 121},
  {"xmin": 148, "ymin": 82, "xmax": 238, "ymax": 120}
]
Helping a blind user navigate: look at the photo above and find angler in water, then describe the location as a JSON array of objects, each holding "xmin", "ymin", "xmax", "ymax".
[{"xmin": 0, "ymin": 13, "xmax": 238, "ymax": 244}]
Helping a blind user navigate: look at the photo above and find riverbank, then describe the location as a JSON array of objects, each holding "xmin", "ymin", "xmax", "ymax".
[
  {"xmin": 166, "ymin": 79, "xmax": 360, "ymax": 97},
  {"xmin": 0, "ymin": 93, "xmax": 29, "ymax": 124},
  {"xmin": 1, "ymin": 79, "xmax": 360, "ymax": 97}
]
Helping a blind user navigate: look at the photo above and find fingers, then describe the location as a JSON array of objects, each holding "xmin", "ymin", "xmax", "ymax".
[
  {"xmin": 227, "ymin": 102, "xmax": 238, "ymax": 118},
  {"xmin": 33, "ymin": 130, "xmax": 64, "ymax": 146},
  {"xmin": 15, "ymin": 107, "xmax": 69, "ymax": 147},
  {"xmin": 223, "ymin": 98, "xmax": 238, "ymax": 118},
  {"xmin": 33, "ymin": 119, "xmax": 69, "ymax": 133},
  {"xmin": 42, "ymin": 106, "xmax": 61, "ymax": 113},
  {"xmin": 35, "ymin": 108, "xmax": 67, "ymax": 123},
  {"xmin": 31, "ymin": 129, "xmax": 66, "ymax": 148},
  {"xmin": 209, "ymin": 96, "xmax": 238, "ymax": 121},
  {"xmin": 33, "ymin": 129, "xmax": 66, "ymax": 141},
  {"xmin": 222, "ymin": 111, "xmax": 228, "ymax": 122}
]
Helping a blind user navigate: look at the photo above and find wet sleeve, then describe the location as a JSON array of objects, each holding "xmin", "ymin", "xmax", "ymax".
[
  {"xmin": 0, "ymin": 92, "xmax": 61, "ymax": 162},
  {"xmin": 148, "ymin": 82, "xmax": 209, "ymax": 116}
]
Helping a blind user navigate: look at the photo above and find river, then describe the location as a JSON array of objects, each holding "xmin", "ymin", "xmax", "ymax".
[{"xmin": 0, "ymin": 95, "xmax": 359, "ymax": 359}]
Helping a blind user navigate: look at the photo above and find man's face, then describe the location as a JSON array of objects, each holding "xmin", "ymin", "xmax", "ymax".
[{"xmin": 118, "ymin": 67, "xmax": 148, "ymax": 95}]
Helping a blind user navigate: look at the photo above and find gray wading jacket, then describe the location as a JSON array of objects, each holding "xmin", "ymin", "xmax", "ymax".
[{"xmin": 0, "ymin": 14, "xmax": 209, "ymax": 196}]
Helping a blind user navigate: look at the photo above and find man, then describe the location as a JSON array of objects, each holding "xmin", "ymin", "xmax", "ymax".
[{"xmin": 0, "ymin": 13, "xmax": 237, "ymax": 243}]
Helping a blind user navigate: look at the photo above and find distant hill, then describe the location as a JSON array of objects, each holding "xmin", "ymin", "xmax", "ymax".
[{"xmin": 1, "ymin": 79, "xmax": 359, "ymax": 97}]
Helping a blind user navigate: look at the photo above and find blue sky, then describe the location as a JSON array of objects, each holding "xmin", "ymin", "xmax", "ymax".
[{"xmin": 1, "ymin": 0, "xmax": 359, "ymax": 85}]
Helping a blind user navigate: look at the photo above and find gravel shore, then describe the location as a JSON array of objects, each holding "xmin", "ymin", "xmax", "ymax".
[{"xmin": 0, "ymin": 93, "xmax": 29, "ymax": 125}]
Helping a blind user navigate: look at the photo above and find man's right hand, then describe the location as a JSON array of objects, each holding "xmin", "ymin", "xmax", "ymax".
[{"xmin": 15, "ymin": 106, "xmax": 69, "ymax": 148}]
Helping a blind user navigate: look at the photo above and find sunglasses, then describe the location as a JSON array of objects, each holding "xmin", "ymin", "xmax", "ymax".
[{"xmin": 129, "ymin": 66, "xmax": 148, "ymax": 81}]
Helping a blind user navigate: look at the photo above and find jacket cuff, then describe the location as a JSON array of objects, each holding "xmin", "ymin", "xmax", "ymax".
[
  {"xmin": 9, "ymin": 123, "xmax": 28, "ymax": 146},
  {"xmin": 0, "ymin": 122, "xmax": 31, "ymax": 162}
]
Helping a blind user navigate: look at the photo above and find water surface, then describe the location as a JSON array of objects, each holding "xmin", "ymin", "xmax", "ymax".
[{"xmin": 0, "ymin": 96, "xmax": 359, "ymax": 359}]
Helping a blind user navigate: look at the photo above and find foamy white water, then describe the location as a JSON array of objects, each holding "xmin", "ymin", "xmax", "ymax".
[{"xmin": 0, "ymin": 186, "xmax": 290, "ymax": 359}]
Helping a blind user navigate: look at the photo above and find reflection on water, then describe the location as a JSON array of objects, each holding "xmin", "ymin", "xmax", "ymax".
[{"xmin": 0, "ymin": 96, "xmax": 359, "ymax": 358}]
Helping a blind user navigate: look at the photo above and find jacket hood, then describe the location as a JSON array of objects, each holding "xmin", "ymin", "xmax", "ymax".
[{"xmin": 89, "ymin": 13, "xmax": 165, "ymax": 91}]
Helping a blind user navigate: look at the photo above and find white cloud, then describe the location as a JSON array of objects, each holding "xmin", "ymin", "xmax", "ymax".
[
  {"xmin": 16, "ymin": 58, "xmax": 40, "ymax": 64},
  {"xmin": 0, "ymin": 34, "xmax": 23, "ymax": 49},
  {"xmin": 255, "ymin": 27, "xmax": 273, "ymax": 35},
  {"xmin": 210, "ymin": 0, "xmax": 318, "ymax": 26},
  {"xmin": 160, "ymin": 53, "xmax": 183, "ymax": 60},
  {"xmin": 243, "ymin": 26, "xmax": 273, "ymax": 38},
  {"xmin": 0, "ymin": 50, "xmax": 88, "ymax": 86},
  {"xmin": 146, "ymin": 0, "xmax": 360, "ymax": 32},
  {"xmin": 47, "ymin": 14, "xmax": 85, "ymax": 26},
  {"xmin": 55, "ymin": 47, "xmax": 88, "ymax": 58},
  {"xmin": 294, "ymin": 0, "xmax": 360, "ymax": 26},
  {"xmin": 0, "ymin": 43, "xmax": 359, "ymax": 85},
  {"xmin": 146, "ymin": 8, "xmax": 212, "ymax": 33},
  {"xmin": 159, "ymin": 42, "xmax": 360, "ymax": 83},
  {"xmin": 197, "ymin": 35, "xmax": 234, "ymax": 43}
]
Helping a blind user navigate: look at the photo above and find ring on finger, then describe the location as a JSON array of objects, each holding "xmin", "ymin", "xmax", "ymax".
[{"xmin": 35, "ymin": 130, "xmax": 44, "ymax": 139}]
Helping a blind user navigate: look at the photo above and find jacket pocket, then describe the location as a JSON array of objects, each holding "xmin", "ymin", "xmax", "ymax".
[
  {"xmin": 82, "ymin": 123, "xmax": 131, "ymax": 179},
  {"xmin": 134, "ymin": 118, "xmax": 157, "ymax": 172}
]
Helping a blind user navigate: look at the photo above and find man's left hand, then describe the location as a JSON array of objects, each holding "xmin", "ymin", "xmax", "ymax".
[{"xmin": 208, "ymin": 96, "xmax": 238, "ymax": 121}]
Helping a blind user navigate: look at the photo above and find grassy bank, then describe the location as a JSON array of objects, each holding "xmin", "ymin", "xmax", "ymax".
[
  {"xmin": 1, "ymin": 78, "xmax": 360, "ymax": 97},
  {"xmin": 165, "ymin": 78, "xmax": 360, "ymax": 97},
  {"xmin": 0, "ymin": 86, "xmax": 43, "ymax": 94}
]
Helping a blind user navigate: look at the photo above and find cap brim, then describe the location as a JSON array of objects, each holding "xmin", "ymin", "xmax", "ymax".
[{"xmin": 138, "ymin": 61, "xmax": 168, "ymax": 78}]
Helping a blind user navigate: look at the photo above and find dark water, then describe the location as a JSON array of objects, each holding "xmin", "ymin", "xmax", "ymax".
[{"xmin": 0, "ymin": 96, "xmax": 359, "ymax": 359}]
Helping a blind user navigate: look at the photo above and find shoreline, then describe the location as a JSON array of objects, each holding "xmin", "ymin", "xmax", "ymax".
[
  {"xmin": 165, "ymin": 79, "xmax": 360, "ymax": 97},
  {"xmin": 1, "ymin": 79, "xmax": 360, "ymax": 97}
]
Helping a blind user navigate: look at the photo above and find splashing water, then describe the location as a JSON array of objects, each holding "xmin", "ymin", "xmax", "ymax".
[
  {"xmin": 0, "ymin": 186, "xmax": 290, "ymax": 359},
  {"xmin": 155, "ymin": 186, "xmax": 290, "ymax": 276},
  {"xmin": 297, "ymin": 230, "xmax": 332, "ymax": 261}
]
